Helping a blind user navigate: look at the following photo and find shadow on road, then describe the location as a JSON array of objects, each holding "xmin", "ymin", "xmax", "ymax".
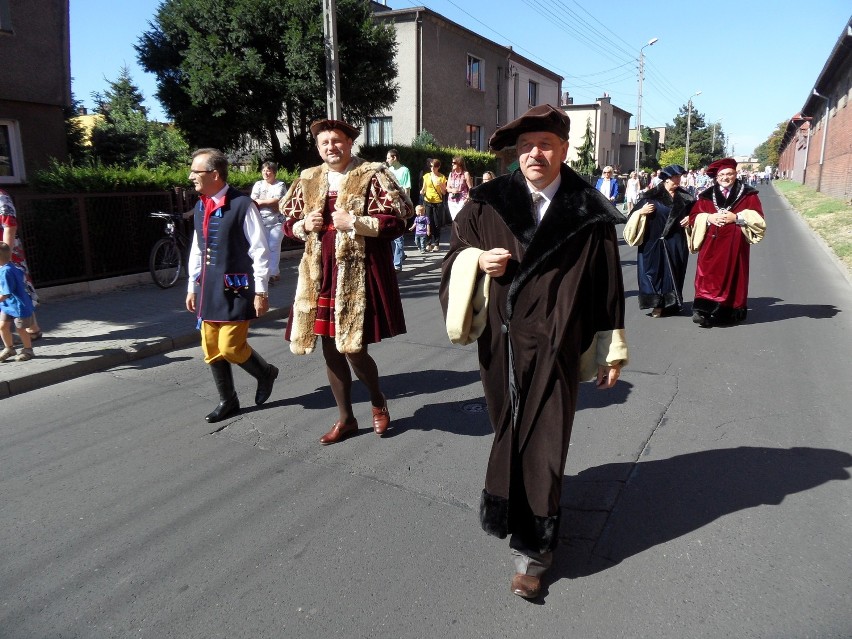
[
  {"xmin": 745, "ymin": 297, "xmax": 841, "ymax": 323},
  {"xmin": 549, "ymin": 446, "xmax": 852, "ymax": 587}
]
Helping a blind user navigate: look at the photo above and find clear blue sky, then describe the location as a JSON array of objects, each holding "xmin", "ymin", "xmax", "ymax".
[{"xmin": 70, "ymin": 0, "xmax": 851, "ymax": 157}]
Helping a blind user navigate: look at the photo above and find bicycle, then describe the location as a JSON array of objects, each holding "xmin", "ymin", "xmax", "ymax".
[{"xmin": 149, "ymin": 211, "xmax": 191, "ymax": 289}]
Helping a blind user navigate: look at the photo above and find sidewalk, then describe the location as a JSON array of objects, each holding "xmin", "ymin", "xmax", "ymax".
[{"xmin": 0, "ymin": 242, "xmax": 445, "ymax": 399}]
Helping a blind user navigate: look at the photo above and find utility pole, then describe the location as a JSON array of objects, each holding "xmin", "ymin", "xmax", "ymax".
[
  {"xmin": 711, "ymin": 118, "xmax": 722, "ymax": 155},
  {"xmin": 322, "ymin": 0, "xmax": 341, "ymax": 120},
  {"xmin": 634, "ymin": 37, "xmax": 658, "ymax": 172},
  {"xmin": 684, "ymin": 91, "xmax": 701, "ymax": 169}
]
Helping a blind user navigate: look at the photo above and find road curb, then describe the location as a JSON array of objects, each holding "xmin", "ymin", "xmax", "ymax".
[{"xmin": 0, "ymin": 305, "xmax": 293, "ymax": 400}]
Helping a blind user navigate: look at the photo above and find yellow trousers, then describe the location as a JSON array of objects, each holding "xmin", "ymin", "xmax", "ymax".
[{"xmin": 201, "ymin": 321, "xmax": 252, "ymax": 365}]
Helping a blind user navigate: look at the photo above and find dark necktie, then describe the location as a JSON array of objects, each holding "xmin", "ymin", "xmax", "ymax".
[{"xmin": 531, "ymin": 192, "xmax": 543, "ymax": 224}]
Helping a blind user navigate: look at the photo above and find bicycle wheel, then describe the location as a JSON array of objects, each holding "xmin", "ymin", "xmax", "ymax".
[{"xmin": 149, "ymin": 238, "xmax": 183, "ymax": 289}]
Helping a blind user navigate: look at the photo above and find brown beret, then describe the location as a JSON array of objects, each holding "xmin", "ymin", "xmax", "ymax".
[
  {"xmin": 707, "ymin": 157, "xmax": 737, "ymax": 178},
  {"xmin": 309, "ymin": 118, "xmax": 360, "ymax": 140},
  {"xmin": 488, "ymin": 105, "xmax": 570, "ymax": 151}
]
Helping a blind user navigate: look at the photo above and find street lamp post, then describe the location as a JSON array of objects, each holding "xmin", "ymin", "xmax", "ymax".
[
  {"xmin": 684, "ymin": 90, "xmax": 702, "ymax": 169},
  {"xmin": 634, "ymin": 37, "xmax": 658, "ymax": 172}
]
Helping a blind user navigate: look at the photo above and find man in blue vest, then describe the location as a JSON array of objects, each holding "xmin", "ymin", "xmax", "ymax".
[{"xmin": 186, "ymin": 147, "xmax": 278, "ymax": 423}]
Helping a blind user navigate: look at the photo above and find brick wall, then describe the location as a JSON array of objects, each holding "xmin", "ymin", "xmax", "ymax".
[{"xmin": 804, "ymin": 92, "xmax": 852, "ymax": 202}]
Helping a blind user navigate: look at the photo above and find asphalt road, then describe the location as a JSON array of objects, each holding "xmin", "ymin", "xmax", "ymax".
[{"xmin": 1, "ymin": 185, "xmax": 850, "ymax": 638}]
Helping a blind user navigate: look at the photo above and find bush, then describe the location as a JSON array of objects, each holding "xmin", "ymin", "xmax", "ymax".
[{"xmin": 31, "ymin": 160, "xmax": 301, "ymax": 194}]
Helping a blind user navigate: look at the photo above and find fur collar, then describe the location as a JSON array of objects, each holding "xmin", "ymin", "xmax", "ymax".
[
  {"xmin": 697, "ymin": 179, "xmax": 758, "ymax": 209},
  {"xmin": 641, "ymin": 184, "xmax": 694, "ymax": 238},
  {"xmin": 470, "ymin": 165, "xmax": 625, "ymax": 320},
  {"xmin": 288, "ymin": 157, "xmax": 407, "ymax": 355}
]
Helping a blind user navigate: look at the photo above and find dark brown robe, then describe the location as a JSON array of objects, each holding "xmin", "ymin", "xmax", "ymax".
[{"xmin": 439, "ymin": 166, "xmax": 626, "ymax": 553}]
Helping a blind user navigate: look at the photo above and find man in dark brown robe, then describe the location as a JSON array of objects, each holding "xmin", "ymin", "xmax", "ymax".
[{"xmin": 439, "ymin": 105, "xmax": 628, "ymax": 599}]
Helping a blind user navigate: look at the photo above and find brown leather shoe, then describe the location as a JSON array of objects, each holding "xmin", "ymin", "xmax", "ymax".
[
  {"xmin": 319, "ymin": 419, "xmax": 358, "ymax": 445},
  {"xmin": 511, "ymin": 573, "xmax": 541, "ymax": 599},
  {"xmin": 371, "ymin": 396, "xmax": 390, "ymax": 436}
]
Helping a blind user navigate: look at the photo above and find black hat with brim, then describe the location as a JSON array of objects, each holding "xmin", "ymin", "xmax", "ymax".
[{"xmin": 488, "ymin": 105, "xmax": 570, "ymax": 151}]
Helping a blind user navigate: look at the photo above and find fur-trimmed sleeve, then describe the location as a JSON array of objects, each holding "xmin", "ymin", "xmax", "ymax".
[{"xmin": 370, "ymin": 169, "xmax": 414, "ymax": 221}]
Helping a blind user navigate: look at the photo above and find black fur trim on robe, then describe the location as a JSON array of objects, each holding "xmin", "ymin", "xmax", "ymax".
[
  {"xmin": 469, "ymin": 166, "xmax": 626, "ymax": 322},
  {"xmin": 697, "ymin": 180, "xmax": 758, "ymax": 210},
  {"xmin": 480, "ymin": 490, "xmax": 561, "ymax": 553},
  {"xmin": 480, "ymin": 490, "xmax": 509, "ymax": 539}
]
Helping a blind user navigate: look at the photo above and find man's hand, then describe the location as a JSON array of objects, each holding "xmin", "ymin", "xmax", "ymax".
[
  {"xmin": 302, "ymin": 208, "xmax": 324, "ymax": 232},
  {"xmin": 478, "ymin": 248, "xmax": 512, "ymax": 277},
  {"xmin": 254, "ymin": 295, "xmax": 269, "ymax": 317},
  {"xmin": 596, "ymin": 364, "xmax": 621, "ymax": 389},
  {"xmin": 186, "ymin": 292, "xmax": 196, "ymax": 313},
  {"xmin": 331, "ymin": 207, "xmax": 355, "ymax": 231}
]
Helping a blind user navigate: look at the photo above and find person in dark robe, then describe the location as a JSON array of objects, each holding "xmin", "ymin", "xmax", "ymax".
[
  {"xmin": 439, "ymin": 105, "xmax": 628, "ymax": 600},
  {"xmin": 280, "ymin": 119, "xmax": 413, "ymax": 444},
  {"xmin": 623, "ymin": 164, "xmax": 694, "ymax": 317},
  {"xmin": 687, "ymin": 157, "xmax": 766, "ymax": 327}
]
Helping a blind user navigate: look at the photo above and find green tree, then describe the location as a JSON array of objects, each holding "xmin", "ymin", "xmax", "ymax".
[
  {"xmin": 754, "ymin": 121, "xmax": 786, "ymax": 168},
  {"xmin": 64, "ymin": 91, "xmax": 89, "ymax": 164},
  {"xmin": 136, "ymin": 0, "xmax": 399, "ymax": 166},
  {"xmin": 571, "ymin": 117, "xmax": 596, "ymax": 175},
  {"xmin": 412, "ymin": 129, "xmax": 438, "ymax": 148},
  {"xmin": 146, "ymin": 123, "xmax": 190, "ymax": 167},
  {"xmin": 664, "ymin": 102, "xmax": 727, "ymax": 168},
  {"xmin": 90, "ymin": 67, "xmax": 150, "ymax": 166},
  {"xmin": 659, "ymin": 147, "xmax": 685, "ymax": 168}
]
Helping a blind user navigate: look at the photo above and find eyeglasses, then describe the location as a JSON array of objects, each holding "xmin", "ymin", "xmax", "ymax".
[{"xmin": 189, "ymin": 169, "xmax": 215, "ymax": 175}]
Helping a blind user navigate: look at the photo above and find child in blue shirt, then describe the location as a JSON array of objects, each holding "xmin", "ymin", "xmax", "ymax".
[
  {"xmin": 0, "ymin": 241, "xmax": 35, "ymax": 362},
  {"xmin": 408, "ymin": 205, "xmax": 431, "ymax": 254}
]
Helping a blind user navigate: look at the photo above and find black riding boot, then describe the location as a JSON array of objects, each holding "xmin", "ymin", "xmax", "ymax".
[
  {"xmin": 206, "ymin": 360, "xmax": 240, "ymax": 423},
  {"xmin": 238, "ymin": 350, "xmax": 279, "ymax": 405}
]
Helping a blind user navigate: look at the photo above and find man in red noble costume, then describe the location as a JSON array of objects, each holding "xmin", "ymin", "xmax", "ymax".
[
  {"xmin": 280, "ymin": 119, "xmax": 413, "ymax": 445},
  {"xmin": 688, "ymin": 157, "xmax": 766, "ymax": 327}
]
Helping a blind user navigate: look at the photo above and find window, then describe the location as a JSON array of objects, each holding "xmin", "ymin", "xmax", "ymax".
[
  {"xmin": 466, "ymin": 125, "xmax": 483, "ymax": 151},
  {"xmin": 467, "ymin": 55, "xmax": 483, "ymax": 91},
  {"xmin": 0, "ymin": 0, "xmax": 13, "ymax": 34},
  {"xmin": 365, "ymin": 117, "xmax": 393, "ymax": 146},
  {"xmin": 602, "ymin": 113, "xmax": 608, "ymax": 132},
  {"xmin": 0, "ymin": 120, "xmax": 25, "ymax": 184},
  {"xmin": 528, "ymin": 81, "xmax": 538, "ymax": 107}
]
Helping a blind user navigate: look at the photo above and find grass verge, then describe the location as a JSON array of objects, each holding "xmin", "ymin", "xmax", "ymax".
[{"xmin": 774, "ymin": 180, "xmax": 852, "ymax": 275}]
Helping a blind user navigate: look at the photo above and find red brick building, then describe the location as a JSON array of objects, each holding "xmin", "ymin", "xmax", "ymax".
[{"xmin": 778, "ymin": 19, "xmax": 852, "ymax": 202}]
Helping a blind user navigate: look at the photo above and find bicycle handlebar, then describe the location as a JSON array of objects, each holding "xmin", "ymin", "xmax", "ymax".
[{"xmin": 149, "ymin": 211, "xmax": 184, "ymax": 220}]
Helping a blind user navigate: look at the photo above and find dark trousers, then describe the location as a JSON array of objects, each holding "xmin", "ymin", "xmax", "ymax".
[{"xmin": 425, "ymin": 201, "xmax": 443, "ymax": 246}]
